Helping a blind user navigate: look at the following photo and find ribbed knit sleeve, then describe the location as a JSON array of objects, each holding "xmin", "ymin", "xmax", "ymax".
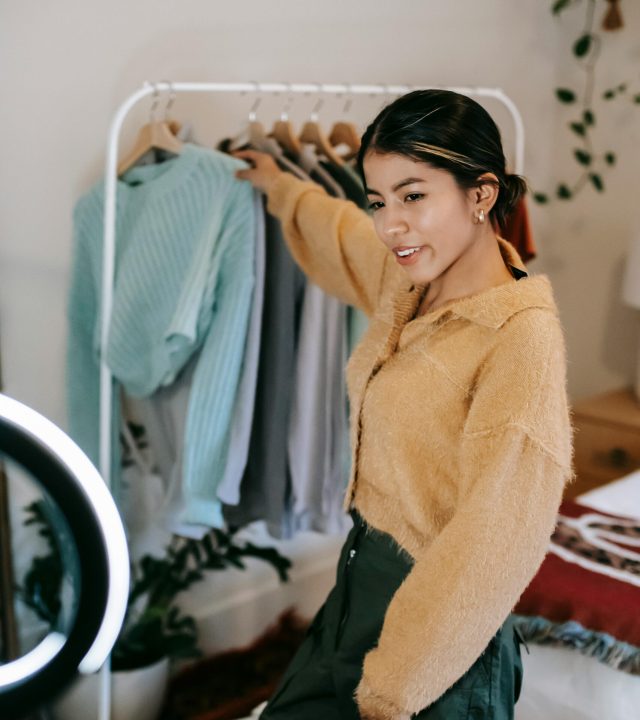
[
  {"xmin": 67, "ymin": 199, "xmax": 101, "ymax": 464},
  {"xmin": 266, "ymin": 172, "xmax": 389, "ymax": 316},
  {"xmin": 180, "ymin": 179, "xmax": 256, "ymax": 527},
  {"xmin": 66, "ymin": 194, "xmax": 121, "ymax": 484},
  {"xmin": 356, "ymin": 308, "xmax": 575, "ymax": 719}
]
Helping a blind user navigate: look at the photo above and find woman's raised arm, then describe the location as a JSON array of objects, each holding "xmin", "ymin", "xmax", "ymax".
[{"xmin": 235, "ymin": 149, "xmax": 390, "ymax": 316}]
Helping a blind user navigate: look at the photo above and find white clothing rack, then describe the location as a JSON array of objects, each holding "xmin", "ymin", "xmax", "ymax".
[{"xmin": 97, "ymin": 80, "xmax": 526, "ymax": 720}]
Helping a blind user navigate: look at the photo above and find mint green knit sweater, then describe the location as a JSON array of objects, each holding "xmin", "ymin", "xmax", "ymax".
[{"xmin": 67, "ymin": 144, "xmax": 255, "ymax": 527}]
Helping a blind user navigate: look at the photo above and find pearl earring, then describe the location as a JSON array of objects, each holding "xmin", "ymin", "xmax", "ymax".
[{"xmin": 476, "ymin": 209, "xmax": 485, "ymax": 224}]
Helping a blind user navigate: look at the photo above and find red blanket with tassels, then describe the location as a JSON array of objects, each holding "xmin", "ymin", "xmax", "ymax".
[{"xmin": 515, "ymin": 500, "xmax": 640, "ymax": 647}]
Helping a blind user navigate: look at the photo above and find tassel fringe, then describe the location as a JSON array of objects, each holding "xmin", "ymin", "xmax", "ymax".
[{"xmin": 512, "ymin": 615, "xmax": 640, "ymax": 675}]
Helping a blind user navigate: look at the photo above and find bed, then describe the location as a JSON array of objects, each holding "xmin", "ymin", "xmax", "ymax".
[{"xmin": 514, "ymin": 469, "xmax": 640, "ymax": 720}]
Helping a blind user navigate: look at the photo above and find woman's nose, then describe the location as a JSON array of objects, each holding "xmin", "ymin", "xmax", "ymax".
[{"xmin": 381, "ymin": 210, "xmax": 409, "ymax": 239}]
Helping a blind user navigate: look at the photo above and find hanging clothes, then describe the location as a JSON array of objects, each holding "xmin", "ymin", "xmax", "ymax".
[
  {"xmin": 67, "ymin": 144, "xmax": 256, "ymax": 528},
  {"xmin": 222, "ymin": 206, "xmax": 306, "ymax": 538},
  {"xmin": 285, "ymin": 144, "xmax": 351, "ymax": 535},
  {"xmin": 216, "ymin": 191, "xmax": 267, "ymax": 506}
]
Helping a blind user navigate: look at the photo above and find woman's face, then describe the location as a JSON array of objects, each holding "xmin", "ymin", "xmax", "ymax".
[{"xmin": 363, "ymin": 151, "xmax": 479, "ymax": 286}]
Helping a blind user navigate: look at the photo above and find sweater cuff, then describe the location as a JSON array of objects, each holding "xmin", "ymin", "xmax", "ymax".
[
  {"xmin": 355, "ymin": 647, "xmax": 420, "ymax": 719},
  {"xmin": 265, "ymin": 171, "xmax": 322, "ymax": 218},
  {"xmin": 355, "ymin": 671, "xmax": 412, "ymax": 720}
]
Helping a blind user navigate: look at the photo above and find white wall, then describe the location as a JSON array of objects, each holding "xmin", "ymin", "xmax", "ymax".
[{"xmin": 1, "ymin": 0, "xmax": 638, "ymax": 432}]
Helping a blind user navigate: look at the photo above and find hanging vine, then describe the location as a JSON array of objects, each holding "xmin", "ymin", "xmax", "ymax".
[{"xmin": 533, "ymin": 0, "xmax": 638, "ymax": 204}]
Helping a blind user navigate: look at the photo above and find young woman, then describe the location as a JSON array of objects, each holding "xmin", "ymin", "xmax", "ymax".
[{"xmin": 233, "ymin": 89, "xmax": 574, "ymax": 720}]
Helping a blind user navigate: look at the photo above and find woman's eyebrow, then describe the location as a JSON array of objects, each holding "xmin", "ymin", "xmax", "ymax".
[{"xmin": 365, "ymin": 177, "xmax": 427, "ymax": 196}]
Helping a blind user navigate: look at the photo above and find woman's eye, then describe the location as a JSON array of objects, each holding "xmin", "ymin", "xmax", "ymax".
[
  {"xmin": 405, "ymin": 193, "xmax": 424, "ymax": 203},
  {"xmin": 368, "ymin": 201, "xmax": 384, "ymax": 211}
]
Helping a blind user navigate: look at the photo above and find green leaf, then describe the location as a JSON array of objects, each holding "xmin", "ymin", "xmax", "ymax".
[
  {"xmin": 574, "ymin": 149, "xmax": 592, "ymax": 165},
  {"xmin": 617, "ymin": 84, "xmax": 627, "ymax": 93},
  {"xmin": 552, "ymin": 0, "xmax": 571, "ymax": 14},
  {"xmin": 634, "ymin": 94, "xmax": 640, "ymax": 104},
  {"xmin": 569, "ymin": 122, "xmax": 586, "ymax": 137},
  {"xmin": 603, "ymin": 89, "xmax": 616, "ymax": 100},
  {"xmin": 533, "ymin": 193, "xmax": 549, "ymax": 204},
  {"xmin": 557, "ymin": 184, "xmax": 572, "ymax": 199},
  {"xmin": 573, "ymin": 34, "xmax": 592, "ymax": 58},
  {"xmin": 605, "ymin": 152, "xmax": 616, "ymax": 165},
  {"xmin": 589, "ymin": 173, "xmax": 604, "ymax": 192},
  {"xmin": 556, "ymin": 88, "xmax": 576, "ymax": 103},
  {"xmin": 583, "ymin": 109, "xmax": 595, "ymax": 126}
]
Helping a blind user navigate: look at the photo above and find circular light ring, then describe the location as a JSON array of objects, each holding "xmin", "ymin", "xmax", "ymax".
[{"xmin": 0, "ymin": 394, "xmax": 129, "ymax": 718}]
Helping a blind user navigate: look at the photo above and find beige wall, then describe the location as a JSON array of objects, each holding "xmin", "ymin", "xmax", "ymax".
[{"xmin": 1, "ymin": 0, "xmax": 638, "ymax": 429}]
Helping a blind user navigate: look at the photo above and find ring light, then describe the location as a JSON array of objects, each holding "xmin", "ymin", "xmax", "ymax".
[{"xmin": 0, "ymin": 393, "xmax": 129, "ymax": 718}]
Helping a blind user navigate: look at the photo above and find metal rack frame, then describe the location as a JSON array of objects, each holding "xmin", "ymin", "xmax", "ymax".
[{"xmin": 97, "ymin": 80, "xmax": 526, "ymax": 720}]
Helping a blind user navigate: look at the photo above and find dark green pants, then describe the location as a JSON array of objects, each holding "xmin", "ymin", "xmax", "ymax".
[{"xmin": 261, "ymin": 511, "xmax": 524, "ymax": 719}]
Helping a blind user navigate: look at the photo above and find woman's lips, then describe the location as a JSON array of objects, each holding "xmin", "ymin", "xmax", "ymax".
[{"xmin": 393, "ymin": 246, "xmax": 424, "ymax": 266}]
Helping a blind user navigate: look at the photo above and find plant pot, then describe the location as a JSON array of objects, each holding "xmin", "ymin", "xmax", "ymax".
[{"xmin": 50, "ymin": 657, "xmax": 170, "ymax": 720}]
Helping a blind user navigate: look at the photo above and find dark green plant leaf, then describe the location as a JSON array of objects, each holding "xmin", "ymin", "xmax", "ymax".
[
  {"xmin": 239, "ymin": 543, "xmax": 293, "ymax": 582},
  {"xmin": 603, "ymin": 89, "xmax": 616, "ymax": 100},
  {"xmin": 583, "ymin": 109, "xmax": 595, "ymax": 126},
  {"xmin": 533, "ymin": 193, "xmax": 549, "ymax": 204},
  {"xmin": 573, "ymin": 34, "xmax": 592, "ymax": 58},
  {"xmin": 617, "ymin": 84, "xmax": 627, "ymax": 93},
  {"xmin": 569, "ymin": 122, "xmax": 586, "ymax": 137},
  {"xmin": 557, "ymin": 184, "xmax": 572, "ymax": 199},
  {"xmin": 634, "ymin": 94, "xmax": 640, "ymax": 104},
  {"xmin": 556, "ymin": 88, "xmax": 576, "ymax": 103},
  {"xmin": 589, "ymin": 173, "xmax": 604, "ymax": 192},
  {"xmin": 552, "ymin": 0, "xmax": 571, "ymax": 15},
  {"xmin": 605, "ymin": 152, "xmax": 616, "ymax": 165},
  {"xmin": 574, "ymin": 149, "xmax": 592, "ymax": 165}
]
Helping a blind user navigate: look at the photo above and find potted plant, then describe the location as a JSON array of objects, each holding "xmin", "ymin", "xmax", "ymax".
[{"xmin": 16, "ymin": 500, "xmax": 291, "ymax": 720}]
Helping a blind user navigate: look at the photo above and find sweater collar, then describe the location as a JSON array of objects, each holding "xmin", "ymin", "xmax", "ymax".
[{"xmin": 399, "ymin": 238, "xmax": 557, "ymax": 330}]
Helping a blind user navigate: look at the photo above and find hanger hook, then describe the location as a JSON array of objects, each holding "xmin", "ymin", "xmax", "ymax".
[
  {"xmin": 280, "ymin": 82, "xmax": 295, "ymax": 122},
  {"xmin": 309, "ymin": 84, "xmax": 324, "ymax": 123},
  {"xmin": 341, "ymin": 83, "xmax": 354, "ymax": 116},
  {"xmin": 248, "ymin": 81, "xmax": 261, "ymax": 122},
  {"xmin": 149, "ymin": 83, "xmax": 161, "ymax": 122},
  {"xmin": 160, "ymin": 80, "xmax": 176, "ymax": 120}
]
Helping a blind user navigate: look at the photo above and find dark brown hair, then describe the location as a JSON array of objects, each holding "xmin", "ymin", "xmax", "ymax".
[{"xmin": 357, "ymin": 89, "xmax": 527, "ymax": 230}]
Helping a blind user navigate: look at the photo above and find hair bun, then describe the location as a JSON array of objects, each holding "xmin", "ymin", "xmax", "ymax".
[{"xmin": 496, "ymin": 173, "xmax": 528, "ymax": 228}]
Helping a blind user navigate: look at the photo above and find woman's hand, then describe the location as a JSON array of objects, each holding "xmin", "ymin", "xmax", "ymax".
[{"xmin": 233, "ymin": 149, "xmax": 283, "ymax": 194}]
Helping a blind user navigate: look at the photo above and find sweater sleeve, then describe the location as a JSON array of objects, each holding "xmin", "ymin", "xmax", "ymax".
[
  {"xmin": 66, "ymin": 202, "xmax": 100, "ymax": 464},
  {"xmin": 355, "ymin": 309, "xmax": 575, "ymax": 719},
  {"xmin": 66, "ymin": 197, "xmax": 122, "ymax": 486},
  {"xmin": 180, "ymin": 180, "xmax": 256, "ymax": 528},
  {"xmin": 266, "ymin": 171, "xmax": 390, "ymax": 316}
]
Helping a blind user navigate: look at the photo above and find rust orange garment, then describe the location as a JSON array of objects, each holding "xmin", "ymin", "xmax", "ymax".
[{"xmin": 501, "ymin": 197, "xmax": 537, "ymax": 263}]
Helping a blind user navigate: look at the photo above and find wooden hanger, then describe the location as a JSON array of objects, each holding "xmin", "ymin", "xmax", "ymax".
[
  {"xmin": 228, "ymin": 92, "xmax": 271, "ymax": 151},
  {"xmin": 299, "ymin": 125, "xmax": 343, "ymax": 165},
  {"xmin": 117, "ymin": 85, "xmax": 183, "ymax": 176},
  {"xmin": 269, "ymin": 92, "xmax": 302, "ymax": 157},
  {"xmin": 270, "ymin": 118, "xmax": 301, "ymax": 157},
  {"xmin": 329, "ymin": 121, "xmax": 360, "ymax": 160},
  {"xmin": 299, "ymin": 99, "xmax": 344, "ymax": 166},
  {"xmin": 228, "ymin": 119, "xmax": 269, "ymax": 151}
]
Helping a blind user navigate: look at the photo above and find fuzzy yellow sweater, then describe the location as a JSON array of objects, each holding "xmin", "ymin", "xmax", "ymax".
[{"xmin": 266, "ymin": 172, "xmax": 575, "ymax": 720}]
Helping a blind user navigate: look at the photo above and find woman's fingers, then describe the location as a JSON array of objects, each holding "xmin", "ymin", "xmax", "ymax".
[
  {"xmin": 232, "ymin": 148, "xmax": 262, "ymax": 163},
  {"xmin": 233, "ymin": 149, "xmax": 282, "ymax": 193}
]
